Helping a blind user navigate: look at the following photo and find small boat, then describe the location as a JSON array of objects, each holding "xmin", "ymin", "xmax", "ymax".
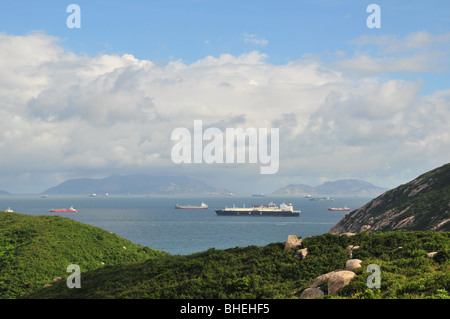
[
  {"xmin": 328, "ymin": 207, "xmax": 350, "ymax": 211},
  {"xmin": 5, "ymin": 207, "xmax": 13, "ymax": 213},
  {"xmin": 175, "ymin": 202, "xmax": 208, "ymax": 209},
  {"xmin": 252, "ymin": 193, "xmax": 265, "ymax": 197},
  {"xmin": 310, "ymin": 197, "xmax": 334, "ymax": 201},
  {"xmin": 50, "ymin": 206, "xmax": 78, "ymax": 213}
]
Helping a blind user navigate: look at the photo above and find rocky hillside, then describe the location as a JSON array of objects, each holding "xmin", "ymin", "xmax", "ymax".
[{"xmin": 330, "ymin": 163, "xmax": 450, "ymax": 234}]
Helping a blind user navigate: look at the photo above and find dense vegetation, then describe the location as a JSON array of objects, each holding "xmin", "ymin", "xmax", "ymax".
[
  {"xmin": 0, "ymin": 212, "xmax": 165, "ymax": 299},
  {"xmin": 1, "ymin": 211, "xmax": 448, "ymax": 299},
  {"xmin": 25, "ymin": 230, "xmax": 449, "ymax": 299}
]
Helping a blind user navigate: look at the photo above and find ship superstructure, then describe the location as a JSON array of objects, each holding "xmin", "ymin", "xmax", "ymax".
[{"xmin": 215, "ymin": 202, "xmax": 300, "ymax": 217}]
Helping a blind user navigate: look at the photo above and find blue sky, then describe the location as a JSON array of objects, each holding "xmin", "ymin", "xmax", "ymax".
[
  {"xmin": 1, "ymin": 1, "xmax": 448, "ymax": 62},
  {"xmin": 0, "ymin": 1, "xmax": 449, "ymax": 193}
]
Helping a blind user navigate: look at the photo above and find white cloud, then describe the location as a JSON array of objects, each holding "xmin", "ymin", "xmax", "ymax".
[
  {"xmin": 0, "ymin": 32, "xmax": 449, "ymax": 193},
  {"xmin": 349, "ymin": 31, "xmax": 450, "ymax": 54},
  {"xmin": 336, "ymin": 31, "xmax": 450, "ymax": 75},
  {"xmin": 243, "ymin": 33, "xmax": 269, "ymax": 47}
]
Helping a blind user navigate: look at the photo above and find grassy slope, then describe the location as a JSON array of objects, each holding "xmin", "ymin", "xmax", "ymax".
[
  {"xmin": 0, "ymin": 212, "xmax": 165, "ymax": 299},
  {"xmin": 26, "ymin": 231, "xmax": 450, "ymax": 299}
]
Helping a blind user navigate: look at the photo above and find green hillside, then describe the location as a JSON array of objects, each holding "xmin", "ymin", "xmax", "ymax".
[
  {"xmin": 25, "ymin": 231, "xmax": 449, "ymax": 299},
  {"xmin": 0, "ymin": 212, "xmax": 165, "ymax": 299}
]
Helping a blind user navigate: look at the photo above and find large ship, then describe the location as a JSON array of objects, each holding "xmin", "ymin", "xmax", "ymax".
[
  {"xmin": 215, "ymin": 202, "xmax": 300, "ymax": 217},
  {"xmin": 50, "ymin": 206, "xmax": 78, "ymax": 213},
  {"xmin": 174, "ymin": 202, "xmax": 208, "ymax": 209}
]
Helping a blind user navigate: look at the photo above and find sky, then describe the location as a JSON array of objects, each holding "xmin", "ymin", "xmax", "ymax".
[{"xmin": 0, "ymin": 0, "xmax": 449, "ymax": 194}]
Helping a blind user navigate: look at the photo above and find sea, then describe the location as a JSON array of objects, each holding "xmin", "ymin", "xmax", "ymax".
[{"xmin": 0, "ymin": 195, "xmax": 371, "ymax": 255}]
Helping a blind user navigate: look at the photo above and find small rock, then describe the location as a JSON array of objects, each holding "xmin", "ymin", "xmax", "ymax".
[
  {"xmin": 310, "ymin": 270, "xmax": 341, "ymax": 288},
  {"xmin": 293, "ymin": 248, "xmax": 308, "ymax": 260},
  {"xmin": 340, "ymin": 233, "xmax": 356, "ymax": 237},
  {"xmin": 345, "ymin": 245, "xmax": 360, "ymax": 258},
  {"xmin": 52, "ymin": 277, "xmax": 62, "ymax": 283},
  {"xmin": 426, "ymin": 252, "xmax": 438, "ymax": 258},
  {"xmin": 42, "ymin": 283, "xmax": 53, "ymax": 289},
  {"xmin": 299, "ymin": 288, "xmax": 324, "ymax": 299},
  {"xmin": 360, "ymin": 225, "xmax": 371, "ymax": 232},
  {"xmin": 284, "ymin": 235, "xmax": 302, "ymax": 251},
  {"xmin": 328, "ymin": 271, "xmax": 356, "ymax": 295},
  {"xmin": 345, "ymin": 259, "xmax": 362, "ymax": 271}
]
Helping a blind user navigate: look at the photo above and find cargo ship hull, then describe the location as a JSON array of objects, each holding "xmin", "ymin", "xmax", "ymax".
[
  {"xmin": 50, "ymin": 206, "xmax": 77, "ymax": 213},
  {"xmin": 215, "ymin": 209, "xmax": 299, "ymax": 217},
  {"xmin": 174, "ymin": 202, "xmax": 208, "ymax": 209},
  {"xmin": 328, "ymin": 207, "xmax": 350, "ymax": 211},
  {"xmin": 215, "ymin": 202, "xmax": 300, "ymax": 217}
]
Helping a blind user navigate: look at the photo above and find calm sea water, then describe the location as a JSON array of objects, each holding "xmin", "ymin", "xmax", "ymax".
[{"xmin": 0, "ymin": 195, "xmax": 371, "ymax": 255}]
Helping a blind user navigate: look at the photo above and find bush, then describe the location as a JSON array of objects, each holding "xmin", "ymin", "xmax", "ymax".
[{"xmin": 434, "ymin": 251, "xmax": 449, "ymax": 264}]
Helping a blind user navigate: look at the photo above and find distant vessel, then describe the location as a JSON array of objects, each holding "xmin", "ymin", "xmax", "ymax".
[
  {"xmin": 310, "ymin": 197, "xmax": 334, "ymax": 201},
  {"xmin": 5, "ymin": 207, "xmax": 13, "ymax": 213},
  {"xmin": 175, "ymin": 202, "xmax": 208, "ymax": 209},
  {"xmin": 328, "ymin": 206, "xmax": 350, "ymax": 211},
  {"xmin": 41, "ymin": 195, "xmax": 48, "ymax": 198},
  {"xmin": 89, "ymin": 193, "xmax": 97, "ymax": 197},
  {"xmin": 50, "ymin": 206, "xmax": 78, "ymax": 213},
  {"xmin": 252, "ymin": 193, "xmax": 265, "ymax": 197},
  {"xmin": 215, "ymin": 202, "xmax": 300, "ymax": 217}
]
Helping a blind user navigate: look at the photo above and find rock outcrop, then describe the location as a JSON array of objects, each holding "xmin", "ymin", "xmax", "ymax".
[
  {"xmin": 330, "ymin": 163, "xmax": 450, "ymax": 234},
  {"xmin": 301, "ymin": 269, "xmax": 357, "ymax": 298},
  {"xmin": 345, "ymin": 259, "xmax": 362, "ymax": 271},
  {"xmin": 299, "ymin": 240, "xmax": 366, "ymax": 298},
  {"xmin": 327, "ymin": 271, "xmax": 356, "ymax": 295},
  {"xmin": 293, "ymin": 248, "xmax": 308, "ymax": 260},
  {"xmin": 309, "ymin": 270, "xmax": 341, "ymax": 289},
  {"xmin": 299, "ymin": 288, "xmax": 324, "ymax": 299},
  {"xmin": 284, "ymin": 235, "xmax": 302, "ymax": 251}
]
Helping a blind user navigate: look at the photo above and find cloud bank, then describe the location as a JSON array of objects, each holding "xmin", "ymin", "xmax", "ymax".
[{"xmin": 0, "ymin": 31, "xmax": 449, "ymax": 193}]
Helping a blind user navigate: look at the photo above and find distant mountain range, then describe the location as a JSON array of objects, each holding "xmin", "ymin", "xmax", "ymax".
[
  {"xmin": 272, "ymin": 179, "xmax": 388, "ymax": 197},
  {"xmin": 42, "ymin": 175, "xmax": 387, "ymax": 196},
  {"xmin": 0, "ymin": 189, "xmax": 10, "ymax": 195},
  {"xmin": 42, "ymin": 174, "xmax": 231, "ymax": 196},
  {"xmin": 330, "ymin": 162, "xmax": 450, "ymax": 233}
]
